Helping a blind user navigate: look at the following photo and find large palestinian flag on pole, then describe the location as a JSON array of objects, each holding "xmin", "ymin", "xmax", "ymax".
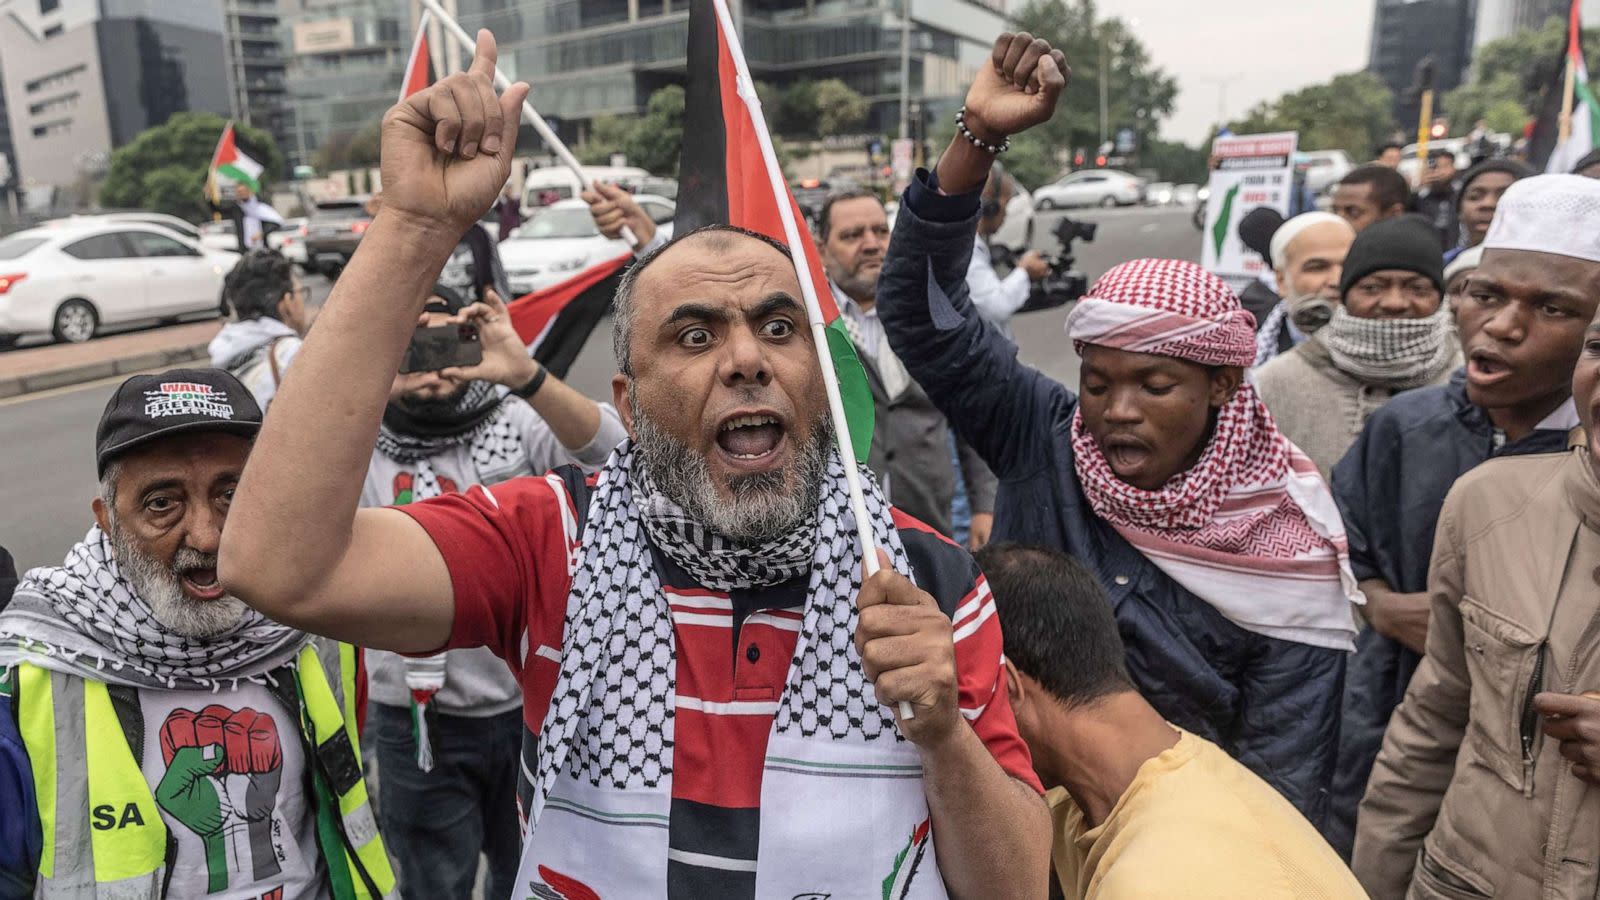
[
  {"xmin": 675, "ymin": 0, "xmax": 873, "ymax": 461},
  {"xmin": 1548, "ymin": 0, "xmax": 1598, "ymax": 172},
  {"xmin": 209, "ymin": 123, "xmax": 262, "ymax": 193}
]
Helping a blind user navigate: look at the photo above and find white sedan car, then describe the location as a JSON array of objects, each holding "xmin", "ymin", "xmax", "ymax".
[
  {"xmin": 1033, "ymin": 170, "xmax": 1144, "ymax": 209},
  {"xmin": 266, "ymin": 217, "xmax": 311, "ymax": 268},
  {"xmin": 499, "ymin": 195, "xmax": 675, "ymax": 295},
  {"xmin": 0, "ymin": 221, "xmax": 238, "ymax": 345}
]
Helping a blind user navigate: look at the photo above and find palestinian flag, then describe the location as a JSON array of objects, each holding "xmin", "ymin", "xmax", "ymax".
[
  {"xmin": 676, "ymin": 0, "xmax": 873, "ymax": 461},
  {"xmin": 400, "ymin": 10, "xmax": 434, "ymax": 102},
  {"xmin": 508, "ymin": 252, "xmax": 632, "ymax": 379},
  {"xmin": 209, "ymin": 123, "xmax": 262, "ymax": 193},
  {"xmin": 1547, "ymin": 0, "xmax": 1598, "ymax": 172}
]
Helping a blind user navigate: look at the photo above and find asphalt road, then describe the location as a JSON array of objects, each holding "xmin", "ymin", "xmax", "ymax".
[{"xmin": 0, "ymin": 204, "xmax": 1200, "ymax": 572}]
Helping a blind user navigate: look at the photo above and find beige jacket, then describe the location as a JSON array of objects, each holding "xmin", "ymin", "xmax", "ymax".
[
  {"xmin": 1353, "ymin": 442, "xmax": 1600, "ymax": 900},
  {"xmin": 1254, "ymin": 339, "xmax": 1459, "ymax": 480}
]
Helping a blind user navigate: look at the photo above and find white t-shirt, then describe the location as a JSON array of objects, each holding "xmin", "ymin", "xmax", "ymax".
[{"xmin": 136, "ymin": 683, "xmax": 327, "ymax": 900}]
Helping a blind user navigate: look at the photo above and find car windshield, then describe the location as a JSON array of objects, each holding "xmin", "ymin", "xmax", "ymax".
[
  {"xmin": 515, "ymin": 208, "xmax": 598, "ymax": 240},
  {"xmin": 0, "ymin": 236, "xmax": 45, "ymax": 260}
]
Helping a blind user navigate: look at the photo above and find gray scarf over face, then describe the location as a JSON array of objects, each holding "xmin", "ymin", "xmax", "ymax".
[
  {"xmin": 1317, "ymin": 305, "xmax": 1458, "ymax": 390},
  {"xmin": 0, "ymin": 527, "xmax": 305, "ymax": 691}
]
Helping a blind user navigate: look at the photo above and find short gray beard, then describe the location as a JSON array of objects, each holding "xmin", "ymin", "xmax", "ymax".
[
  {"xmin": 829, "ymin": 264, "xmax": 879, "ymax": 305},
  {"xmin": 109, "ymin": 522, "xmax": 247, "ymax": 639},
  {"xmin": 630, "ymin": 386, "xmax": 831, "ymax": 544}
]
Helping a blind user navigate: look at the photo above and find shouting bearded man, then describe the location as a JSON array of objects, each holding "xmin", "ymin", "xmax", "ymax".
[{"xmin": 220, "ymin": 30, "xmax": 1056, "ymax": 899}]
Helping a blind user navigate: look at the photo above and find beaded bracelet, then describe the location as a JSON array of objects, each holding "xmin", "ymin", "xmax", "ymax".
[{"xmin": 955, "ymin": 106, "xmax": 1011, "ymax": 155}]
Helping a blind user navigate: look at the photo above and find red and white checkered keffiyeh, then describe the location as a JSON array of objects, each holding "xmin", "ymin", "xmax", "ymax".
[
  {"xmin": 1066, "ymin": 258, "xmax": 1361, "ymax": 651},
  {"xmin": 1065, "ymin": 258, "xmax": 1259, "ymax": 366}
]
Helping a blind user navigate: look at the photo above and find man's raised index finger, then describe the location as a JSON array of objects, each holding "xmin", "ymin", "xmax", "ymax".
[{"xmin": 469, "ymin": 28, "xmax": 499, "ymax": 81}]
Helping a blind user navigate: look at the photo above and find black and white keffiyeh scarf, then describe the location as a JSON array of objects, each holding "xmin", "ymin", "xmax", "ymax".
[
  {"xmin": 634, "ymin": 476, "xmax": 818, "ymax": 591},
  {"xmin": 376, "ymin": 381, "xmax": 520, "ymax": 464},
  {"xmin": 0, "ymin": 527, "xmax": 305, "ymax": 691},
  {"xmin": 528, "ymin": 441, "xmax": 913, "ymax": 824},
  {"xmin": 1318, "ymin": 304, "xmax": 1458, "ymax": 389},
  {"xmin": 512, "ymin": 444, "xmax": 961, "ymax": 896}
]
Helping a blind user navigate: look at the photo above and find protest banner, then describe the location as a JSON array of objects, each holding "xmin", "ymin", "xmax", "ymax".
[{"xmin": 1200, "ymin": 131, "xmax": 1298, "ymax": 286}]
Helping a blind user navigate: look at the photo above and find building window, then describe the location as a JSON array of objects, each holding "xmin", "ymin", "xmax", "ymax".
[
  {"xmin": 25, "ymin": 63, "xmax": 86, "ymax": 93},
  {"xmin": 39, "ymin": 0, "xmax": 60, "ymax": 13},
  {"xmin": 43, "ymin": 24, "xmax": 62, "ymax": 37},
  {"xmin": 28, "ymin": 91, "xmax": 79, "ymax": 116},
  {"xmin": 31, "ymin": 118, "xmax": 72, "ymax": 138}
]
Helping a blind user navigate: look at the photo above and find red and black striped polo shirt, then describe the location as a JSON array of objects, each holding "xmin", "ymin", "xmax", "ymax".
[{"xmin": 400, "ymin": 466, "xmax": 1040, "ymax": 898}]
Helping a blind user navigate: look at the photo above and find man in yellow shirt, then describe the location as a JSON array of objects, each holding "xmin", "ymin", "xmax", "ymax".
[{"xmin": 977, "ymin": 543, "xmax": 1368, "ymax": 900}]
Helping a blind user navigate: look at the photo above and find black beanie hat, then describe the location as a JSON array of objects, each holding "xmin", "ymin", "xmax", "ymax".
[
  {"xmin": 1237, "ymin": 206, "xmax": 1284, "ymax": 260},
  {"xmin": 1338, "ymin": 214, "xmax": 1445, "ymax": 298},
  {"xmin": 1458, "ymin": 158, "xmax": 1533, "ymax": 195}
]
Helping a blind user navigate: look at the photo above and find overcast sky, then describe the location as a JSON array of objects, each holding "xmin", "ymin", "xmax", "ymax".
[{"xmin": 1098, "ymin": 0, "xmax": 1377, "ymax": 144}]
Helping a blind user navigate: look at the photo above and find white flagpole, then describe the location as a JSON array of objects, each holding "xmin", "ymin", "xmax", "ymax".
[
  {"xmin": 706, "ymin": 0, "xmax": 911, "ymax": 720},
  {"xmin": 416, "ymin": 0, "xmax": 638, "ymax": 248}
]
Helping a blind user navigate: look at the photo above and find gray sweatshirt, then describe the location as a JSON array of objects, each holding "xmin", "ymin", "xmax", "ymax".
[{"xmin": 360, "ymin": 395, "xmax": 626, "ymax": 716}]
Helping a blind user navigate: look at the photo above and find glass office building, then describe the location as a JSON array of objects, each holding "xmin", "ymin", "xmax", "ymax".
[{"xmin": 454, "ymin": 0, "xmax": 1012, "ymax": 142}]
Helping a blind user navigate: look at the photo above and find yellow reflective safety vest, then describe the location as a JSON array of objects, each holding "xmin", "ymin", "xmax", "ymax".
[{"xmin": 9, "ymin": 643, "xmax": 395, "ymax": 899}]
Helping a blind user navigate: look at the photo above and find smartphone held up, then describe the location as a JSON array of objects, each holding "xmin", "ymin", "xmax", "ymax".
[{"xmin": 401, "ymin": 322, "xmax": 483, "ymax": 374}]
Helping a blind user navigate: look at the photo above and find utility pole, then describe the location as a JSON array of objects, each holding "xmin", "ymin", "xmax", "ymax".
[
  {"xmin": 1098, "ymin": 28, "xmax": 1108, "ymax": 147},
  {"xmin": 898, "ymin": 0, "xmax": 912, "ymax": 141}
]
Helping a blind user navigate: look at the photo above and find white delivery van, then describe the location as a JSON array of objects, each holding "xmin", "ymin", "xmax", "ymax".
[{"xmin": 522, "ymin": 165, "xmax": 651, "ymax": 212}]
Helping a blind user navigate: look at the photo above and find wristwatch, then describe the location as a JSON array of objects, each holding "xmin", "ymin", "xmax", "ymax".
[{"xmin": 511, "ymin": 365, "xmax": 548, "ymax": 400}]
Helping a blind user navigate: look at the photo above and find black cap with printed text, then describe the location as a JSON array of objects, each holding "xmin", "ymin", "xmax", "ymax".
[{"xmin": 95, "ymin": 368, "xmax": 263, "ymax": 477}]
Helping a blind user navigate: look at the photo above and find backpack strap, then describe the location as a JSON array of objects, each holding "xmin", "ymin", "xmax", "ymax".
[{"xmin": 266, "ymin": 335, "xmax": 288, "ymax": 388}]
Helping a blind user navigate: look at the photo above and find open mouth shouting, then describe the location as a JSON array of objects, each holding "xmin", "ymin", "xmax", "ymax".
[
  {"xmin": 714, "ymin": 411, "xmax": 790, "ymax": 472},
  {"xmin": 1101, "ymin": 433, "xmax": 1155, "ymax": 483},
  {"xmin": 1466, "ymin": 345, "xmax": 1515, "ymax": 390},
  {"xmin": 178, "ymin": 562, "xmax": 227, "ymax": 602}
]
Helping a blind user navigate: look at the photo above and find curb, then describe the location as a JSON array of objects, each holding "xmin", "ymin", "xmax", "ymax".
[{"xmin": 0, "ymin": 342, "xmax": 211, "ymax": 400}]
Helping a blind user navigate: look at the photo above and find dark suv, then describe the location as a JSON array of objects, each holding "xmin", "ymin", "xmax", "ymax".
[{"xmin": 303, "ymin": 197, "xmax": 372, "ymax": 277}]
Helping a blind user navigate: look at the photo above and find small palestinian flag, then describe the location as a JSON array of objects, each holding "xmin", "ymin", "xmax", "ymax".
[
  {"xmin": 676, "ymin": 0, "xmax": 873, "ymax": 461},
  {"xmin": 508, "ymin": 252, "xmax": 632, "ymax": 379},
  {"xmin": 881, "ymin": 818, "xmax": 932, "ymax": 899},
  {"xmin": 209, "ymin": 123, "xmax": 262, "ymax": 193},
  {"xmin": 1548, "ymin": 0, "xmax": 1599, "ymax": 173},
  {"xmin": 400, "ymin": 10, "xmax": 434, "ymax": 101}
]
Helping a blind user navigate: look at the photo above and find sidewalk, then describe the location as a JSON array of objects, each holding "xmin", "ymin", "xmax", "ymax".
[{"xmin": 0, "ymin": 321, "xmax": 221, "ymax": 399}]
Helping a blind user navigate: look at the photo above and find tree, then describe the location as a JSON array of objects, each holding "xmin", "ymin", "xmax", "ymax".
[
  {"xmin": 1227, "ymin": 72, "xmax": 1394, "ymax": 159},
  {"xmin": 314, "ymin": 120, "xmax": 382, "ymax": 172},
  {"xmin": 1441, "ymin": 19, "xmax": 1600, "ymax": 134},
  {"xmin": 1002, "ymin": 0, "xmax": 1178, "ymax": 185},
  {"xmin": 1141, "ymin": 138, "xmax": 1208, "ymax": 184},
  {"xmin": 578, "ymin": 85, "xmax": 685, "ymax": 175},
  {"xmin": 100, "ymin": 112, "xmax": 283, "ymax": 220},
  {"xmin": 766, "ymin": 79, "xmax": 869, "ymax": 138}
]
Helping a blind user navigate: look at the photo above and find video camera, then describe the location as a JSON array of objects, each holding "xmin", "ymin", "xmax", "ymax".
[{"xmin": 1015, "ymin": 215, "xmax": 1096, "ymax": 314}]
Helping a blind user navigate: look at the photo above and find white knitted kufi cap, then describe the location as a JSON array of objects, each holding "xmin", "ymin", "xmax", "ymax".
[
  {"xmin": 1483, "ymin": 174, "xmax": 1600, "ymax": 262},
  {"xmin": 1267, "ymin": 212, "xmax": 1350, "ymax": 268},
  {"xmin": 1443, "ymin": 244, "xmax": 1485, "ymax": 284}
]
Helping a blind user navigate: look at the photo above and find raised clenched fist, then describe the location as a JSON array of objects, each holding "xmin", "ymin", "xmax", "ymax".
[
  {"xmin": 161, "ymin": 705, "xmax": 282, "ymax": 775},
  {"xmin": 960, "ymin": 33, "xmax": 1069, "ymax": 148},
  {"xmin": 156, "ymin": 705, "xmax": 287, "ymax": 892}
]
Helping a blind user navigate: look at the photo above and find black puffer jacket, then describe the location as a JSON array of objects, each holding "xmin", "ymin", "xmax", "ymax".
[{"xmin": 877, "ymin": 170, "xmax": 1345, "ymax": 831}]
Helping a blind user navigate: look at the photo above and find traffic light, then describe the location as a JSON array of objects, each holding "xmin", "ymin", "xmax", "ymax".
[
  {"xmin": 1074, "ymin": 151, "xmax": 1085, "ymax": 166},
  {"xmin": 1095, "ymin": 155, "xmax": 1107, "ymax": 166}
]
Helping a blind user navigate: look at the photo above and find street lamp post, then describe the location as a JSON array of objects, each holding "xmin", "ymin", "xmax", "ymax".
[{"xmin": 899, "ymin": 0, "xmax": 912, "ymax": 142}]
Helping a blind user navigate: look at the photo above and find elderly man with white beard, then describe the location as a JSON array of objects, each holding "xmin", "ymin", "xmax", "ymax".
[
  {"xmin": 219, "ymin": 29, "xmax": 1052, "ymax": 900},
  {"xmin": 0, "ymin": 368, "xmax": 394, "ymax": 899}
]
